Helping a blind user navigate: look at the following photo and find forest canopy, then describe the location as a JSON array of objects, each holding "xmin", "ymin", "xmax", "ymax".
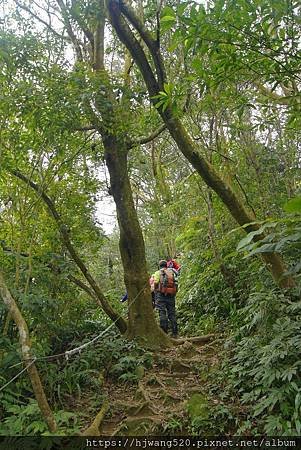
[{"xmin": 0, "ymin": 0, "xmax": 300, "ymax": 439}]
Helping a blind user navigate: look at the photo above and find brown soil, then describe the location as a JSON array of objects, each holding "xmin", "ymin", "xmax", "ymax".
[{"xmin": 81, "ymin": 338, "xmax": 221, "ymax": 436}]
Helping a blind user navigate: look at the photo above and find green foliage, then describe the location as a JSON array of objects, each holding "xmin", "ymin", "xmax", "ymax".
[
  {"xmin": 0, "ymin": 399, "xmax": 79, "ymax": 436},
  {"xmin": 0, "ymin": 0, "xmax": 300, "ymax": 438},
  {"xmin": 185, "ymin": 392, "xmax": 235, "ymax": 435},
  {"xmin": 229, "ymin": 287, "xmax": 301, "ymax": 435},
  {"xmin": 284, "ymin": 197, "xmax": 301, "ymax": 214},
  {"xmin": 152, "ymin": 82, "xmax": 186, "ymax": 114},
  {"xmin": 153, "ymin": 83, "xmax": 175, "ymax": 112},
  {"xmin": 110, "ymin": 350, "xmax": 153, "ymax": 384},
  {"xmin": 236, "ymin": 203, "xmax": 301, "ymax": 278},
  {"xmin": 187, "ymin": 393, "xmax": 210, "ymax": 424},
  {"xmin": 176, "ymin": 208, "xmax": 255, "ymax": 335},
  {"xmin": 0, "ymin": 332, "xmax": 154, "ymax": 433},
  {"xmin": 162, "ymin": 417, "xmax": 183, "ymax": 433}
]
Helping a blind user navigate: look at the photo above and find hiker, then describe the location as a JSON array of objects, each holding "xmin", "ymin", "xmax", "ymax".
[
  {"xmin": 149, "ymin": 274, "xmax": 156, "ymax": 308},
  {"xmin": 153, "ymin": 260, "xmax": 178, "ymax": 338},
  {"xmin": 120, "ymin": 292, "xmax": 128, "ymax": 303},
  {"xmin": 167, "ymin": 257, "xmax": 181, "ymax": 274}
]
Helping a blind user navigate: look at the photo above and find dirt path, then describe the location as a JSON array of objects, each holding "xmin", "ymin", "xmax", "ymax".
[{"xmin": 84, "ymin": 339, "xmax": 220, "ymax": 436}]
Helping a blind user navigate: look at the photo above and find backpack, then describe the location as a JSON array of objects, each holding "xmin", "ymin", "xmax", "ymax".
[{"xmin": 159, "ymin": 268, "xmax": 177, "ymax": 296}]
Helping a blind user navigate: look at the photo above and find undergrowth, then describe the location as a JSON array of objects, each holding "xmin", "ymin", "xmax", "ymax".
[{"xmin": 0, "ymin": 329, "xmax": 154, "ymax": 436}]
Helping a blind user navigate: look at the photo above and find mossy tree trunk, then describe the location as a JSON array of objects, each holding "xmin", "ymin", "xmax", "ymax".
[
  {"xmin": 77, "ymin": 0, "xmax": 172, "ymax": 347},
  {"xmin": 160, "ymin": 113, "xmax": 294, "ymax": 288},
  {"xmin": 17, "ymin": 0, "xmax": 173, "ymax": 347},
  {"xmin": 0, "ymin": 270, "xmax": 57, "ymax": 433},
  {"xmin": 102, "ymin": 134, "xmax": 172, "ymax": 347}
]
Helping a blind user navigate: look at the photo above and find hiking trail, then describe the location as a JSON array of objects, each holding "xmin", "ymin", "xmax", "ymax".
[{"xmin": 81, "ymin": 338, "xmax": 221, "ymax": 436}]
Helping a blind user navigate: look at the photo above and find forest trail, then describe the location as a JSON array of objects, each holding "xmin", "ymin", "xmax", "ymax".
[{"xmin": 83, "ymin": 339, "xmax": 220, "ymax": 436}]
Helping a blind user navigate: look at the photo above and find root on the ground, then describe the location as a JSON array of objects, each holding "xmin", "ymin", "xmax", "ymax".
[
  {"xmin": 173, "ymin": 334, "xmax": 215, "ymax": 345},
  {"xmin": 82, "ymin": 400, "xmax": 109, "ymax": 436}
]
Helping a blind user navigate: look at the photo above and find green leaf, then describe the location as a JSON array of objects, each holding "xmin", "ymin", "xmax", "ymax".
[
  {"xmin": 161, "ymin": 16, "xmax": 176, "ymax": 23},
  {"xmin": 161, "ymin": 6, "xmax": 176, "ymax": 18},
  {"xmin": 283, "ymin": 197, "xmax": 301, "ymax": 214},
  {"xmin": 237, "ymin": 229, "xmax": 263, "ymax": 250},
  {"xmin": 295, "ymin": 393, "xmax": 301, "ymax": 411},
  {"xmin": 177, "ymin": 2, "xmax": 189, "ymax": 16},
  {"xmin": 245, "ymin": 242, "xmax": 277, "ymax": 257}
]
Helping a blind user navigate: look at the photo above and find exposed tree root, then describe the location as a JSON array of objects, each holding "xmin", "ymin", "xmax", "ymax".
[
  {"xmin": 82, "ymin": 401, "xmax": 109, "ymax": 436},
  {"xmin": 176, "ymin": 341, "xmax": 202, "ymax": 358},
  {"xmin": 198, "ymin": 337, "xmax": 225, "ymax": 350},
  {"xmin": 170, "ymin": 360, "xmax": 192, "ymax": 373},
  {"xmin": 145, "ymin": 374, "xmax": 165, "ymax": 388},
  {"xmin": 172, "ymin": 334, "xmax": 215, "ymax": 345},
  {"xmin": 93, "ymin": 338, "xmax": 223, "ymax": 436},
  {"xmin": 136, "ymin": 382, "xmax": 151, "ymax": 402},
  {"xmin": 158, "ymin": 372, "xmax": 194, "ymax": 378},
  {"xmin": 129, "ymin": 401, "xmax": 157, "ymax": 417}
]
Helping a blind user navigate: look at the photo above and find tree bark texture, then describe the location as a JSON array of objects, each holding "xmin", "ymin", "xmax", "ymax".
[
  {"xmin": 102, "ymin": 135, "xmax": 172, "ymax": 347},
  {"xmin": 0, "ymin": 271, "xmax": 57, "ymax": 433}
]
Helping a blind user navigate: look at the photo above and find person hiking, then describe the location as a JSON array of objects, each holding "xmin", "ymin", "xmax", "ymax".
[
  {"xmin": 120, "ymin": 292, "xmax": 128, "ymax": 303},
  {"xmin": 167, "ymin": 257, "xmax": 181, "ymax": 274},
  {"xmin": 153, "ymin": 260, "xmax": 179, "ymax": 338},
  {"xmin": 149, "ymin": 274, "xmax": 156, "ymax": 308}
]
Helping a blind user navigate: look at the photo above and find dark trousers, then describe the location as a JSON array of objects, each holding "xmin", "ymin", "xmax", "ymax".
[{"xmin": 155, "ymin": 293, "xmax": 178, "ymax": 336}]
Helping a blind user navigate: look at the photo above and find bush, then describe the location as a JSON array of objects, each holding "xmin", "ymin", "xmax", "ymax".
[{"xmin": 229, "ymin": 287, "xmax": 301, "ymax": 435}]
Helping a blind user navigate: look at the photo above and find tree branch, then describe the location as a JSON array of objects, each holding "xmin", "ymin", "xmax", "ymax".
[
  {"xmin": 93, "ymin": 0, "xmax": 105, "ymax": 71},
  {"xmin": 253, "ymin": 81, "xmax": 294, "ymax": 105},
  {"xmin": 106, "ymin": 0, "xmax": 159, "ymax": 97},
  {"xmin": 106, "ymin": 0, "xmax": 296, "ymax": 289},
  {"xmin": 68, "ymin": 274, "xmax": 95, "ymax": 297},
  {"xmin": 234, "ymin": 174, "xmax": 257, "ymax": 218},
  {"xmin": 55, "ymin": 0, "xmax": 83, "ymax": 61},
  {"xmin": 119, "ymin": 0, "xmax": 166, "ymax": 89},
  {"xmin": 10, "ymin": 169, "xmax": 127, "ymax": 334},
  {"xmin": 14, "ymin": 0, "xmax": 69, "ymax": 42},
  {"xmin": 67, "ymin": 274, "xmax": 105, "ymax": 310},
  {"xmin": 127, "ymin": 124, "xmax": 166, "ymax": 148},
  {"xmin": 69, "ymin": 0, "xmax": 95, "ymax": 48}
]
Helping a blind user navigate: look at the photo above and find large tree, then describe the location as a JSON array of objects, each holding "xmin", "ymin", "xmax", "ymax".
[{"xmin": 5, "ymin": 0, "xmax": 171, "ymax": 346}]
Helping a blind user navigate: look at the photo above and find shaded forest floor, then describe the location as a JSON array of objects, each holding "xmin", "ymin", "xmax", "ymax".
[{"xmin": 76, "ymin": 337, "xmax": 236, "ymax": 436}]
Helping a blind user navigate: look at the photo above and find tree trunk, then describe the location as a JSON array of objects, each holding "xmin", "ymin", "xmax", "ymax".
[
  {"xmin": 103, "ymin": 134, "xmax": 172, "ymax": 347},
  {"xmin": 0, "ymin": 271, "xmax": 57, "ymax": 433}
]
